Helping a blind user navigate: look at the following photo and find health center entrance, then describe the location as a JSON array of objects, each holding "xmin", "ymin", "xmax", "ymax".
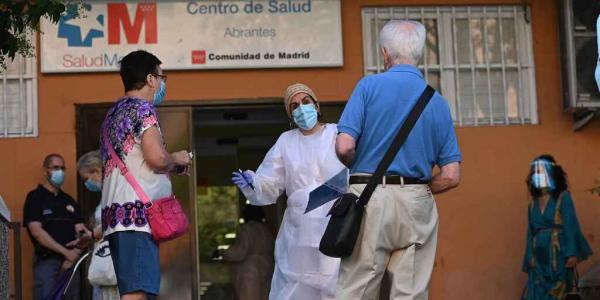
[{"xmin": 76, "ymin": 101, "xmax": 344, "ymax": 299}]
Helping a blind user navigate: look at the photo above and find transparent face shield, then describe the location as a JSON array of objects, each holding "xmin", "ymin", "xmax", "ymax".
[{"xmin": 530, "ymin": 159, "xmax": 555, "ymax": 191}]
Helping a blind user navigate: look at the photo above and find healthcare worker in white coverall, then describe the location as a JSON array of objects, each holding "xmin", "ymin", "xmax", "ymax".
[{"xmin": 232, "ymin": 83, "xmax": 345, "ymax": 300}]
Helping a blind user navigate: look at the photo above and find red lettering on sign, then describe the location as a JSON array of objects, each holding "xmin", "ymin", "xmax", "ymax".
[{"xmin": 108, "ymin": 3, "xmax": 157, "ymax": 45}]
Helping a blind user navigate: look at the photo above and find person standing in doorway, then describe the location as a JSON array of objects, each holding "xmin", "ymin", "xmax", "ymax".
[
  {"xmin": 335, "ymin": 20, "xmax": 462, "ymax": 299},
  {"xmin": 23, "ymin": 153, "xmax": 92, "ymax": 300},
  {"xmin": 217, "ymin": 205, "xmax": 274, "ymax": 300},
  {"xmin": 100, "ymin": 50, "xmax": 191, "ymax": 300},
  {"xmin": 233, "ymin": 83, "xmax": 346, "ymax": 300},
  {"xmin": 521, "ymin": 155, "xmax": 592, "ymax": 300}
]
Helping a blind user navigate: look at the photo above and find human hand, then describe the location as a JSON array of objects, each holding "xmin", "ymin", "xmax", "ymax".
[
  {"xmin": 62, "ymin": 248, "xmax": 82, "ymax": 264},
  {"xmin": 232, "ymin": 171, "xmax": 253, "ymax": 189},
  {"xmin": 76, "ymin": 233, "xmax": 93, "ymax": 249},
  {"xmin": 565, "ymin": 256, "xmax": 578, "ymax": 268},
  {"xmin": 172, "ymin": 151, "xmax": 192, "ymax": 175},
  {"xmin": 61, "ymin": 259, "xmax": 74, "ymax": 270},
  {"xmin": 172, "ymin": 150, "xmax": 192, "ymax": 166},
  {"xmin": 66, "ymin": 231, "xmax": 93, "ymax": 249}
]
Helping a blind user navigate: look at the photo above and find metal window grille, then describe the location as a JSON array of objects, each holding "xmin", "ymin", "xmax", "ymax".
[
  {"xmin": 362, "ymin": 6, "xmax": 538, "ymax": 126},
  {"xmin": 0, "ymin": 51, "xmax": 38, "ymax": 138}
]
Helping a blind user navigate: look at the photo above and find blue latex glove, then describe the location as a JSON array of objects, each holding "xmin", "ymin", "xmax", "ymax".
[{"xmin": 232, "ymin": 171, "xmax": 254, "ymax": 189}]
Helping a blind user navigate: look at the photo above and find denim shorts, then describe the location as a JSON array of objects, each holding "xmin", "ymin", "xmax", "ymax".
[{"xmin": 106, "ymin": 231, "xmax": 160, "ymax": 296}]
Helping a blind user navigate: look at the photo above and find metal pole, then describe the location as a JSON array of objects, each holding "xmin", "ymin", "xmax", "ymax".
[{"xmin": 9, "ymin": 222, "xmax": 22, "ymax": 300}]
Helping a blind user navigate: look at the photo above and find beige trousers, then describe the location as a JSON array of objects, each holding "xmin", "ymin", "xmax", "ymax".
[{"xmin": 335, "ymin": 184, "xmax": 439, "ymax": 300}]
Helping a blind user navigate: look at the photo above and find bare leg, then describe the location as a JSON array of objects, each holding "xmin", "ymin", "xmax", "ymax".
[{"xmin": 121, "ymin": 292, "xmax": 147, "ymax": 300}]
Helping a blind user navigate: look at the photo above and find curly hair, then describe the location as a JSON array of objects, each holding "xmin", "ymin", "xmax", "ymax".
[{"xmin": 526, "ymin": 154, "xmax": 568, "ymax": 199}]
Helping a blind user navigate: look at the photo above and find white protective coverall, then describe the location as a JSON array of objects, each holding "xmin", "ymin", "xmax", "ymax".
[{"xmin": 241, "ymin": 124, "xmax": 345, "ymax": 300}]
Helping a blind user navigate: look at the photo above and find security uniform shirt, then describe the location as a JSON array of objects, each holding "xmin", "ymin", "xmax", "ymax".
[{"xmin": 23, "ymin": 185, "xmax": 83, "ymax": 258}]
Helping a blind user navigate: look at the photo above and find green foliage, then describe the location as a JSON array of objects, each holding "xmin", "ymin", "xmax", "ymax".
[
  {"xmin": 196, "ymin": 186, "xmax": 239, "ymax": 258},
  {"xmin": 0, "ymin": 1, "xmax": 78, "ymax": 70}
]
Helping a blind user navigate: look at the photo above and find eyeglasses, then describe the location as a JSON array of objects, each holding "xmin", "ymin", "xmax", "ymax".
[
  {"xmin": 152, "ymin": 74, "xmax": 167, "ymax": 83},
  {"xmin": 47, "ymin": 166, "xmax": 66, "ymax": 171}
]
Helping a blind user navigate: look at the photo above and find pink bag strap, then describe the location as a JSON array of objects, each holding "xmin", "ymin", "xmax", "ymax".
[{"xmin": 103, "ymin": 130, "xmax": 151, "ymax": 204}]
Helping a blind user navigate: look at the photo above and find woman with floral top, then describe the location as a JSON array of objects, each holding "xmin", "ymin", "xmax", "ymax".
[{"xmin": 99, "ymin": 50, "xmax": 191, "ymax": 300}]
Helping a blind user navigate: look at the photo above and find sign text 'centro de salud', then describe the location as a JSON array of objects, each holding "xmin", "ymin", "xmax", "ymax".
[{"xmin": 40, "ymin": 0, "xmax": 343, "ymax": 73}]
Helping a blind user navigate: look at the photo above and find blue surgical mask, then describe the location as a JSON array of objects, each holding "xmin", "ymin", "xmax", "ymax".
[
  {"xmin": 292, "ymin": 104, "xmax": 318, "ymax": 130},
  {"xmin": 49, "ymin": 170, "xmax": 65, "ymax": 187},
  {"xmin": 153, "ymin": 80, "xmax": 166, "ymax": 106},
  {"xmin": 531, "ymin": 174, "xmax": 552, "ymax": 190},
  {"xmin": 84, "ymin": 179, "xmax": 102, "ymax": 192}
]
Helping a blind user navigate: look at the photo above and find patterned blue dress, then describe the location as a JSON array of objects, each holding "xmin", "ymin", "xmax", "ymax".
[{"xmin": 522, "ymin": 191, "xmax": 592, "ymax": 299}]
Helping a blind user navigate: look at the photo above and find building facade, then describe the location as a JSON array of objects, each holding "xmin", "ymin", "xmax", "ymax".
[{"xmin": 1, "ymin": 0, "xmax": 599, "ymax": 299}]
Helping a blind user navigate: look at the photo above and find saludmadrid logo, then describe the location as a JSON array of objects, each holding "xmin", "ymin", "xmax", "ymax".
[{"xmin": 57, "ymin": 2, "xmax": 157, "ymax": 68}]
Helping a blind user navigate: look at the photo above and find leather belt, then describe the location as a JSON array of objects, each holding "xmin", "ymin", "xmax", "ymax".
[{"xmin": 349, "ymin": 175, "xmax": 429, "ymax": 185}]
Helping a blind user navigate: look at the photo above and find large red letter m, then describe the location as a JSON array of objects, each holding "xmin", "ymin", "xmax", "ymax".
[{"xmin": 108, "ymin": 3, "xmax": 157, "ymax": 45}]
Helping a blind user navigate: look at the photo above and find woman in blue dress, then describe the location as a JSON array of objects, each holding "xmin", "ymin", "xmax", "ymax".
[{"xmin": 521, "ymin": 155, "xmax": 592, "ymax": 300}]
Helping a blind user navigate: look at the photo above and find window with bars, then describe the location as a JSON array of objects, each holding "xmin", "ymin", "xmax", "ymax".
[
  {"xmin": 0, "ymin": 53, "xmax": 38, "ymax": 138},
  {"xmin": 362, "ymin": 6, "xmax": 538, "ymax": 126}
]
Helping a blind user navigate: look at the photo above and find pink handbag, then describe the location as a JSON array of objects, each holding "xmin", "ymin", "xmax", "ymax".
[{"xmin": 103, "ymin": 132, "xmax": 189, "ymax": 244}]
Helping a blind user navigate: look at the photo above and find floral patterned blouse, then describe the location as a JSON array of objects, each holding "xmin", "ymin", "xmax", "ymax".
[
  {"xmin": 99, "ymin": 97, "xmax": 172, "ymax": 236},
  {"xmin": 100, "ymin": 97, "xmax": 158, "ymax": 177}
]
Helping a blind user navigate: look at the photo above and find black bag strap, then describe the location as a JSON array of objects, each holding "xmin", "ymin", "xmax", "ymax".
[{"xmin": 357, "ymin": 85, "xmax": 435, "ymax": 206}]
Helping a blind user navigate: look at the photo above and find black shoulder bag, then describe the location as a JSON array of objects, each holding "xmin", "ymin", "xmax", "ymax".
[{"xmin": 319, "ymin": 85, "xmax": 435, "ymax": 258}]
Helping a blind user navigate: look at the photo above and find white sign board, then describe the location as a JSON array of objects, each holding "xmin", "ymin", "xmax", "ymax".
[{"xmin": 40, "ymin": 0, "xmax": 343, "ymax": 73}]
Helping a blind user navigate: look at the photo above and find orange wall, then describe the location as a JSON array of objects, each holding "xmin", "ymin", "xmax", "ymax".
[{"xmin": 2, "ymin": 0, "xmax": 599, "ymax": 299}]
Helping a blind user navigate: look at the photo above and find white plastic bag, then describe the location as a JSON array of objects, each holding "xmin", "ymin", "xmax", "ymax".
[{"xmin": 87, "ymin": 239, "xmax": 117, "ymax": 286}]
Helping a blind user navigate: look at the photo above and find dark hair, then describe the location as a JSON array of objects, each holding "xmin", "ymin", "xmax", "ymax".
[
  {"xmin": 43, "ymin": 153, "xmax": 64, "ymax": 168},
  {"xmin": 119, "ymin": 50, "xmax": 162, "ymax": 92},
  {"xmin": 526, "ymin": 154, "xmax": 568, "ymax": 199},
  {"xmin": 242, "ymin": 205, "xmax": 265, "ymax": 223},
  {"xmin": 308, "ymin": 96, "xmax": 324, "ymax": 121}
]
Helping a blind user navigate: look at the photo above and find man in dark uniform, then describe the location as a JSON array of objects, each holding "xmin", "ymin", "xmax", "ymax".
[{"xmin": 23, "ymin": 153, "xmax": 91, "ymax": 300}]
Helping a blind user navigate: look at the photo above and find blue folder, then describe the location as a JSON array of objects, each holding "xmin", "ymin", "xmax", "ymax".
[{"xmin": 305, "ymin": 169, "xmax": 348, "ymax": 214}]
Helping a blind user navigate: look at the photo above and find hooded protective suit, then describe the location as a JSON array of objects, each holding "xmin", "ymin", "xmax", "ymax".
[{"xmin": 241, "ymin": 124, "xmax": 345, "ymax": 300}]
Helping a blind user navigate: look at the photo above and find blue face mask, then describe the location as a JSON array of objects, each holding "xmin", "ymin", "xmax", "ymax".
[
  {"xmin": 531, "ymin": 174, "xmax": 553, "ymax": 190},
  {"xmin": 292, "ymin": 104, "xmax": 318, "ymax": 130},
  {"xmin": 49, "ymin": 170, "xmax": 65, "ymax": 187},
  {"xmin": 530, "ymin": 159, "xmax": 555, "ymax": 191},
  {"xmin": 84, "ymin": 179, "xmax": 102, "ymax": 192},
  {"xmin": 153, "ymin": 80, "xmax": 166, "ymax": 106}
]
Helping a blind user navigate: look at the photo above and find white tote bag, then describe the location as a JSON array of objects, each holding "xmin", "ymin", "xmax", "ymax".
[{"xmin": 87, "ymin": 239, "xmax": 117, "ymax": 286}]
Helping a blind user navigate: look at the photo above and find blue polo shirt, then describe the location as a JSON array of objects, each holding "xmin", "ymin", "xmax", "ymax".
[{"xmin": 338, "ymin": 64, "xmax": 461, "ymax": 181}]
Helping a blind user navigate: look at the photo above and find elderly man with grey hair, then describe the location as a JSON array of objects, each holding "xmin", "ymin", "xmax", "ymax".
[{"xmin": 335, "ymin": 20, "xmax": 462, "ymax": 299}]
